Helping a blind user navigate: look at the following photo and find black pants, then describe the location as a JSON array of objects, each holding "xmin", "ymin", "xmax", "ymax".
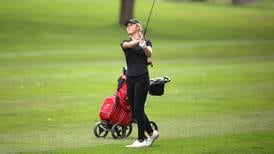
[{"xmin": 126, "ymin": 73, "xmax": 153, "ymax": 140}]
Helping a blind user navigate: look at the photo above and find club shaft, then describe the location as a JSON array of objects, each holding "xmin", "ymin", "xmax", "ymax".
[{"xmin": 143, "ymin": 0, "xmax": 156, "ymax": 39}]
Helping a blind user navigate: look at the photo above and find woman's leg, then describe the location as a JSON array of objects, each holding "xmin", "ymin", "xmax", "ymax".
[
  {"xmin": 144, "ymin": 113, "xmax": 153, "ymax": 135},
  {"xmin": 126, "ymin": 77, "xmax": 135, "ymax": 117},
  {"xmin": 134, "ymin": 74, "xmax": 152, "ymax": 140}
]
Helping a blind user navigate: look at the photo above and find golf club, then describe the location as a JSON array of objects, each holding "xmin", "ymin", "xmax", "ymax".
[{"xmin": 143, "ymin": 0, "xmax": 156, "ymax": 39}]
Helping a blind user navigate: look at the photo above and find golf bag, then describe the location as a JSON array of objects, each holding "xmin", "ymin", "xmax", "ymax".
[
  {"xmin": 93, "ymin": 67, "xmax": 170, "ymax": 139},
  {"xmin": 99, "ymin": 73, "xmax": 132, "ymax": 126}
]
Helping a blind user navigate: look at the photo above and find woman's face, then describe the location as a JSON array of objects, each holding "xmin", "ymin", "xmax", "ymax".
[{"xmin": 126, "ymin": 23, "xmax": 139, "ymax": 35}]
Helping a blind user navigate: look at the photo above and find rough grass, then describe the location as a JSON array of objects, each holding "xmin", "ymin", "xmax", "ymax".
[{"xmin": 0, "ymin": 0, "xmax": 274, "ymax": 153}]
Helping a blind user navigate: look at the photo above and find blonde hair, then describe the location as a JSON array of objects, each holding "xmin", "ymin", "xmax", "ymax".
[{"xmin": 136, "ymin": 23, "xmax": 144, "ymax": 38}]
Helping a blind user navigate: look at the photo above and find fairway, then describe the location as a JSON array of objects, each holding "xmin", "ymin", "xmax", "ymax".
[{"xmin": 1, "ymin": 0, "xmax": 274, "ymax": 153}]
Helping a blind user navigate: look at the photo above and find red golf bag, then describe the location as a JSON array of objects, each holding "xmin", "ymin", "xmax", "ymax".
[
  {"xmin": 94, "ymin": 67, "xmax": 165, "ymax": 139},
  {"xmin": 99, "ymin": 74, "xmax": 132, "ymax": 126}
]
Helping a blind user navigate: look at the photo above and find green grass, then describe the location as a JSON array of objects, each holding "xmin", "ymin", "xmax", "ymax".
[
  {"xmin": 1, "ymin": 0, "xmax": 274, "ymax": 153},
  {"xmin": 31, "ymin": 132, "xmax": 274, "ymax": 154}
]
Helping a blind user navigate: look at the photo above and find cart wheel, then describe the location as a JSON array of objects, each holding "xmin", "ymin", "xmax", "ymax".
[
  {"xmin": 111, "ymin": 123, "xmax": 126, "ymax": 139},
  {"xmin": 93, "ymin": 122, "xmax": 108, "ymax": 138},
  {"xmin": 125, "ymin": 123, "xmax": 133, "ymax": 137},
  {"xmin": 150, "ymin": 121, "xmax": 158, "ymax": 131}
]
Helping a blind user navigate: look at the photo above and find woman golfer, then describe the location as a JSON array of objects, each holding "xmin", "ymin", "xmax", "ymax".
[{"xmin": 121, "ymin": 19, "xmax": 159, "ymax": 148}]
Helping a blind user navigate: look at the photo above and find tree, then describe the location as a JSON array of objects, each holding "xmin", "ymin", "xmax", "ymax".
[
  {"xmin": 119, "ymin": 0, "xmax": 135, "ymax": 26},
  {"xmin": 232, "ymin": 0, "xmax": 254, "ymax": 5}
]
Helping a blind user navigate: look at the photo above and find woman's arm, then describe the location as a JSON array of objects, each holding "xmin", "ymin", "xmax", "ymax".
[
  {"xmin": 122, "ymin": 38, "xmax": 152, "ymax": 58},
  {"xmin": 139, "ymin": 40, "xmax": 152, "ymax": 58},
  {"xmin": 122, "ymin": 40, "xmax": 140, "ymax": 49},
  {"xmin": 143, "ymin": 46, "xmax": 152, "ymax": 58}
]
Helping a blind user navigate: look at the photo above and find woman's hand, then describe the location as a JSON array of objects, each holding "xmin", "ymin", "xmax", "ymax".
[
  {"xmin": 141, "ymin": 40, "xmax": 152, "ymax": 57},
  {"xmin": 139, "ymin": 40, "xmax": 147, "ymax": 49}
]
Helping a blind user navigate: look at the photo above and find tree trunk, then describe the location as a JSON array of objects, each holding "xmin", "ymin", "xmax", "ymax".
[
  {"xmin": 232, "ymin": 0, "xmax": 253, "ymax": 5},
  {"xmin": 119, "ymin": 0, "xmax": 135, "ymax": 26}
]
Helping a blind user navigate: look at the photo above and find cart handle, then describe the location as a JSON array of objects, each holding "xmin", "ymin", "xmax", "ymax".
[{"xmin": 163, "ymin": 76, "xmax": 171, "ymax": 83}]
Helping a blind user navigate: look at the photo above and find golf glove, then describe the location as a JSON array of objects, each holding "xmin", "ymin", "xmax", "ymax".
[{"xmin": 139, "ymin": 40, "xmax": 147, "ymax": 49}]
